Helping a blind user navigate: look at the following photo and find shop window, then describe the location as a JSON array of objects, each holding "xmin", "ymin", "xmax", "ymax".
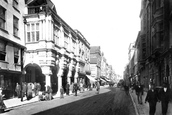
[
  {"xmin": 27, "ymin": 23, "xmax": 40, "ymax": 43},
  {"xmin": 0, "ymin": 40, "xmax": 6, "ymax": 61},
  {"xmin": 13, "ymin": 16, "xmax": 19, "ymax": 37},
  {"xmin": 14, "ymin": 47, "xmax": 19, "ymax": 64},
  {"xmin": 0, "ymin": 6, "xmax": 6, "ymax": 30}
]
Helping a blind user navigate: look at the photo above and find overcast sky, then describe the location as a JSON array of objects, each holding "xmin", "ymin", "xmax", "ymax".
[{"xmin": 51, "ymin": 0, "xmax": 141, "ymax": 76}]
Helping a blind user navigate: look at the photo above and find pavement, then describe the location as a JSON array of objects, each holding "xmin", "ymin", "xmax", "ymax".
[
  {"xmin": 130, "ymin": 89, "xmax": 172, "ymax": 115},
  {"xmin": 3, "ymin": 86, "xmax": 106, "ymax": 111}
]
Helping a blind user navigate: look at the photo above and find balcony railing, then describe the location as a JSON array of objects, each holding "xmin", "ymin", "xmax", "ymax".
[{"xmin": 28, "ymin": 5, "xmax": 48, "ymax": 14}]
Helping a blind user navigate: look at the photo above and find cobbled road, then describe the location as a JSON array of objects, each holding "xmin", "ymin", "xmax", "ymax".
[{"xmin": 3, "ymin": 86, "xmax": 136, "ymax": 115}]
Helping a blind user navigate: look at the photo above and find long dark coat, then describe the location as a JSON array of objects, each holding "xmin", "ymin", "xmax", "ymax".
[
  {"xmin": 145, "ymin": 89, "xmax": 159, "ymax": 115},
  {"xmin": 159, "ymin": 88, "xmax": 170, "ymax": 115}
]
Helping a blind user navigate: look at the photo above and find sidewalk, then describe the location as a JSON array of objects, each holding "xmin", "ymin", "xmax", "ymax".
[
  {"xmin": 130, "ymin": 90, "xmax": 172, "ymax": 115},
  {"xmin": 3, "ymin": 86, "xmax": 106, "ymax": 111}
]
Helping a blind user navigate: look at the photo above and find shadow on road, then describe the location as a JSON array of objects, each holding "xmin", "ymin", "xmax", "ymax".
[{"xmin": 33, "ymin": 87, "xmax": 135, "ymax": 115}]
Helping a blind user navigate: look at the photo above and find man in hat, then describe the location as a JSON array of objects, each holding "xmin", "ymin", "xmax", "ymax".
[
  {"xmin": 159, "ymin": 83, "xmax": 170, "ymax": 115},
  {"xmin": 145, "ymin": 84, "xmax": 159, "ymax": 115}
]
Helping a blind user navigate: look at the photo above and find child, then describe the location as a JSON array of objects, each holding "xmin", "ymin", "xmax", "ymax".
[{"xmin": 60, "ymin": 86, "xmax": 64, "ymax": 98}]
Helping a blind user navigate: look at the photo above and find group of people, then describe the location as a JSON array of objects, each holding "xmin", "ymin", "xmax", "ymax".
[
  {"xmin": 15, "ymin": 82, "xmax": 41, "ymax": 101},
  {"xmin": 145, "ymin": 83, "xmax": 171, "ymax": 115},
  {"xmin": 38, "ymin": 85, "xmax": 53, "ymax": 101},
  {"xmin": 130, "ymin": 81, "xmax": 171, "ymax": 115},
  {"xmin": 60, "ymin": 81, "xmax": 100, "ymax": 98}
]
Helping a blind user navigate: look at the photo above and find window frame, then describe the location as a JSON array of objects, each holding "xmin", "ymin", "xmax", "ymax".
[
  {"xmin": 0, "ymin": 39, "xmax": 6, "ymax": 61},
  {"xmin": 13, "ymin": 0, "xmax": 19, "ymax": 11},
  {"xmin": 13, "ymin": 15, "xmax": 19, "ymax": 37},
  {"xmin": 0, "ymin": 6, "xmax": 6, "ymax": 30},
  {"xmin": 14, "ymin": 46, "xmax": 19, "ymax": 64},
  {"xmin": 26, "ymin": 22, "xmax": 40, "ymax": 43}
]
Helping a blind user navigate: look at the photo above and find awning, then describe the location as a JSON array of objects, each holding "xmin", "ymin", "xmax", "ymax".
[{"xmin": 86, "ymin": 75, "xmax": 96, "ymax": 82}]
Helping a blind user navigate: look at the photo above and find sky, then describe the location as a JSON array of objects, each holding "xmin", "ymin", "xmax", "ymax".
[{"xmin": 51, "ymin": 0, "xmax": 141, "ymax": 76}]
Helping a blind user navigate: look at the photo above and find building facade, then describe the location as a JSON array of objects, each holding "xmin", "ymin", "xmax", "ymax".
[
  {"xmin": 23, "ymin": 0, "xmax": 90, "ymax": 95},
  {"xmin": 133, "ymin": 0, "xmax": 172, "ymax": 89},
  {"xmin": 90, "ymin": 46, "xmax": 101, "ymax": 80},
  {"xmin": 75, "ymin": 30, "xmax": 91, "ymax": 87},
  {"xmin": 0, "ymin": 0, "xmax": 26, "ymax": 98}
]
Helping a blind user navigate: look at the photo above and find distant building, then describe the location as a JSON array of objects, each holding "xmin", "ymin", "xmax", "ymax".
[{"xmin": 90, "ymin": 46, "xmax": 101, "ymax": 80}]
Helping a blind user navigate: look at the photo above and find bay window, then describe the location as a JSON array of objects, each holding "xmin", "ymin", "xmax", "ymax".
[{"xmin": 27, "ymin": 23, "xmax": 40, "ymax": 43}]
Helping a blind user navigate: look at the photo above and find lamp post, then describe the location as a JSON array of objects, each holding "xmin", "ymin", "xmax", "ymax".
[{"xmin": 20, "ymin": 17, "xmax": 27, "ymax": 102}]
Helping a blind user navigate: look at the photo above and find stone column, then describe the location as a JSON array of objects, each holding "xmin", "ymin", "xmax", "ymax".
[
  {"xmin": 74, "ymin": 61, "xmax": 79, "ymax": 83},
  {"xmin": 55, "ymin": 55, "xmax": 65, "ymax": 97},
  {"xmin": 42, "ymin": 66, "xmax": 52, "ymax": 90},
  {"xmin": 67, "ymin": 59, "xmax": 73, "ymax": 85}
]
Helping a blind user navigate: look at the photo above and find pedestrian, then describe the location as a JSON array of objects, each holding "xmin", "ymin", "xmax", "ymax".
[
  {"xmin": 33, "ymin": 82, "xmax": 37, "ymax": 97},
  {"xmin": 70, "ymin": 83, "xmax": 74, "ymax": 94},
  {"xmin": 96, "ymin": 81, "xmax": 100, "ymax": 94},
  {"xmin": 15, "ymin": 83, "xmax": 21, "ymax": 98},
  {"xmin": 73, "ymin": 83, "xmax": 78, "ymax": 96},
  {"xmin": 22, "ymin": 82, "xmax": 26, "ymax": 99},
  {"xmin": 27, "ymin": 83, "xmax": 33, "ymax": 100},
  {"xmin": 135, "ymin": 82, "xmax": 143, "ymax": 104},
  {"xmin": 145, "ymin": 84, "xmax": 159, "ymax": 115},
  {"xmin": 45, "ymin": 86, "xmax": 53, "ymax": 101},
  {"xmin": 159, "ymin": 83, "xmax": 170, "ymax": 115},
  {"xmin": 66, "ymin": 82, "xmax": 70, "ymax": 95},
  {"xmin": 0, "ymin": 88, "xmax": 6, "ymax": 113},
  {"xmin": 60, "ymin": 86, "xmax": 64, "ymax": 99},
  {"xmin": 36, "ymin": 83, "xmax": 41, "ymax": 96}
]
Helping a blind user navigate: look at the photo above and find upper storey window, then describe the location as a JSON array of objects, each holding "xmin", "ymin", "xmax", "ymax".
[
  {"xmin": 0, "ymin": 6, "xmax": 6, "ymax": 30},
  {"xmin": 27, "ymin": 23, "xmax": 40, "ymax": 43},
  {"xmin": 13, "ymin": 16, "xmax": 19, "ymax": 37},
  {"xmin": 0, "ymin": 40, "xmax": 6, "ymax": 61},
  {"xmin": 13, "ymin": 0, "xmax": 19, "ymax": 10}
]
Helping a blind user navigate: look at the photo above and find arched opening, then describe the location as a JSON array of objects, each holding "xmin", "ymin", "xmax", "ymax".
[
  {"xmin": 24, "ymin": 63, "xmax": 45, "ymax": 91},
  {"xmin": 62, "ymin": 67, "xmax": 68, "ymax": 93}
]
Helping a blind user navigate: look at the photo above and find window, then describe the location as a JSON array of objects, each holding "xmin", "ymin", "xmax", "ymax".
[
  {"xmin": 64, "ymin": 34, "xmax": 68, "ymax": 49},
  {"xmin": 0, "ymin": 40, "xmax": 6, "ymax": 61},
  {"xmin": 13, "ymin": 16, "xmax": 19, "ymax": 37},
  {"xmin": 72, "ymin": 40, "xmax": 75, "ymax": 53},
  {"xmin": 0, "ymin": 6, "xmax": 6, "ymax": 29},
  {"xmin": 13, "ymin": 0, "xmax": 18, "ymax": 10},
  {"xmin": 14, "ymin": 47, "xmax": 19, "ymax": 64},
  {"xmin": 27, "ymin": 23, "xmax": 40, "ymax": 42},
  {"xmin": 54, "ymin": 26, "xmax": 60, "ymax": 45}
]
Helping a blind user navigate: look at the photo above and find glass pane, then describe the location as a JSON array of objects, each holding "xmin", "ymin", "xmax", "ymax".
[
  {"xmin": 0, "ymin": 40, "xmax": 5, "ymax": 51},
  {"xmin": 13, "ymin": 1, "xmax": 18, "ymax": 9},
  {"xmin": 0, "ymin": 18, "xmax": 5, "ymax": 29},
  {"xmin": 36, "ymin": 23, "xmax": 39, "ymax": 30},
  {"xmin": 31, "ymin": 24, "xmax": 35, "ymax": 30},
  {"xmin": 27, "ymin": 24, "xmax": 30, "ymax": 31},
  {"xmin": 27, "ymin": 32, "xmax": 30, "ymax": 42},
  {"xmin": 0, "ymin": 6, "xmax": 5, "ymax": 19},
  {"xmin": 32, "ymin": 32, "xmax": 35, "ymax": 42},
  {"xmin": 14, "ymin": 27, "xmax": 18, "ymax": 36},
  {"xmin": 36, "ymin": 31, "xmax": 39, "ymax": 41}
]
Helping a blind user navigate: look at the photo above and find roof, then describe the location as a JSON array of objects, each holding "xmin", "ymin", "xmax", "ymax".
[{"xmin": 26, "ymin": 0, "xmax": 57, "ymax": 13}]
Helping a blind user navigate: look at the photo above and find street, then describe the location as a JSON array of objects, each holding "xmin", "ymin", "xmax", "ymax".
[{"xmin": 2, "ymin": 86, "xmax": 136, "ymax": 115}]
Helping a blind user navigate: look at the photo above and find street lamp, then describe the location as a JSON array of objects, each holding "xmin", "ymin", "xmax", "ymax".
[{"xmin": 20, "ymin": 17, "xmax": 27, "ymax": 102}]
